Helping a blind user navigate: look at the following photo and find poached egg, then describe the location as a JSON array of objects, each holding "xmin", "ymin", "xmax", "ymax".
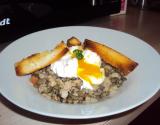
[{"xmin": 51, "ymin": 46, "xmax": 105, "ymax": 90}]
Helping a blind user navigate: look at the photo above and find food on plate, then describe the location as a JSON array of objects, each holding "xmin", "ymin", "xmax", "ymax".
[
  {"xmin": 84, "ymin": 39, "xmax": 138, "ymax": 75},
  {"xmin": 15, "ymin": 37, "xmax": 138, "ymax": 104},
  {"xmin": 67, "ymin": 37, "xmax": 81, "ymax": 47},
  {"xmin": 15, "ymin": 41, "xmax": 68, "ymax": 76}
]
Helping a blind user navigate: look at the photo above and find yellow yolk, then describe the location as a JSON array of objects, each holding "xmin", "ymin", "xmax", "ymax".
[
  {"xmin": 51, "ymin": 47, "xmax": 105, "ymax": 90},
  {"xmin": 77, "ymin": 59, "xmax": 103, "ymax": 85}
]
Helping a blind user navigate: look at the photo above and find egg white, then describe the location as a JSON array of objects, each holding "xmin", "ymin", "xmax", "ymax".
[{"xmin": 51, "ymin": 46, "xmax": 105, "ymax": 90}]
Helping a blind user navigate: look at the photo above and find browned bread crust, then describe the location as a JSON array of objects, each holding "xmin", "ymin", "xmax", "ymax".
[
  {"xmin": 67, "ymin": 37, "xmax": 81, "ymax": 47},
  {"xmin": 84, "ymin": 39, "xmax": 138, "ymax": 75},
  {"xmin": 15, "ymin": 41, "xmax": 68, "ymax": 76},
  {"xmin": 15, "ymin": 37, "xmax": 138, "ymax": 76}
]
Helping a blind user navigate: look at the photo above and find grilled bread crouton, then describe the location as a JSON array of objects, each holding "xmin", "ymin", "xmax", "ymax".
[
  {"xmin": 15, "ymin": 41, "xmax": 68, "ymax": 76},
  {"xmin": 84, "ymin": 39, "xmax": 138, "ymax": 75},
  {"xmin": 67, "ymin": 37, "xmax": 81, "ymax": 47}
]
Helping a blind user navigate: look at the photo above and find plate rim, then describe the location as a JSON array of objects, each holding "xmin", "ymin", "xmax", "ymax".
[{"xmin": 0, "ymin": 26, "xmax": 160, "ymax": 119}]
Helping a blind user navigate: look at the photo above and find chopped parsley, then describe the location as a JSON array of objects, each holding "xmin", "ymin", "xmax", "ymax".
[{"xmin": 73, "ymin": 49, "xmax": 84, "ymax": 60}]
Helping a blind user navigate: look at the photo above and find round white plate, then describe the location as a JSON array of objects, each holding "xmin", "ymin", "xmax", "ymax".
[{"xmin": 0, "ymin": 26, "xmax": 160, "ymax": 119}]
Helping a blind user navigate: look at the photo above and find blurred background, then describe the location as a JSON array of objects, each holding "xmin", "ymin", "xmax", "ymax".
[
  {"xmin": 0, "ymin": 0, "xmax": 121, "ymax": 42},
  {"xmin": 0, "ymin": 0, "xmax": 160, "ymax": 43}
]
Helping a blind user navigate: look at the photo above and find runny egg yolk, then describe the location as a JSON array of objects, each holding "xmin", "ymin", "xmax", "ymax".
[{"xmin": 77, "ymin": 59, "xmax": 103, "ymax": 85}]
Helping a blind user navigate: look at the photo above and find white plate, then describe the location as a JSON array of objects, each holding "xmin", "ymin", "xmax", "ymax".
[{"xmin": 0, "ymin": 26, "xmax": 160, "ymax": 119}]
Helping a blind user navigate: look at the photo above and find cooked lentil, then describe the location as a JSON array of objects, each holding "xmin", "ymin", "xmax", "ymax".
[{"xmin": 31, "ymin": 61, "xmax": 126, "ymax": 104}]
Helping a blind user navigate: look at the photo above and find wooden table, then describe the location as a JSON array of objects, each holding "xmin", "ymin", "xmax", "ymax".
[{"xmin": 0, "ymin": 7, "xmax": 160, "ymax": 125}]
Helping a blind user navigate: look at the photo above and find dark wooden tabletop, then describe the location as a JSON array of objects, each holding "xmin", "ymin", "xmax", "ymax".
[{"xmin": 83, "ymin": 6, "xmax": 160, "ymax": 53}]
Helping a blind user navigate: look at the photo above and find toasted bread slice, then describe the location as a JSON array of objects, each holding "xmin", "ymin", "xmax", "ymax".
[
  {"xmin": 84, "ymin": 39, "xmax": 138, "ymax": 75},
  {"xmin": 15, "ymin": 41, "xmax": 68, "ymax": 76},
  {"xmin": 67, "ymin": 37, "xmax": 81, "ymax": 47}
]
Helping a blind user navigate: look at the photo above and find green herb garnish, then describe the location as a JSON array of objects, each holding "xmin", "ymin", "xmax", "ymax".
[{"xmin": 73, "ymin": 49, "xmax": 84, "ymax": 60}]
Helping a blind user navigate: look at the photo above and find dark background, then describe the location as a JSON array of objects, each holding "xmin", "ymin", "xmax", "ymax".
[{"xmin": 0, "ymin": 0, "xmax": 120, "ymax": 43}]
